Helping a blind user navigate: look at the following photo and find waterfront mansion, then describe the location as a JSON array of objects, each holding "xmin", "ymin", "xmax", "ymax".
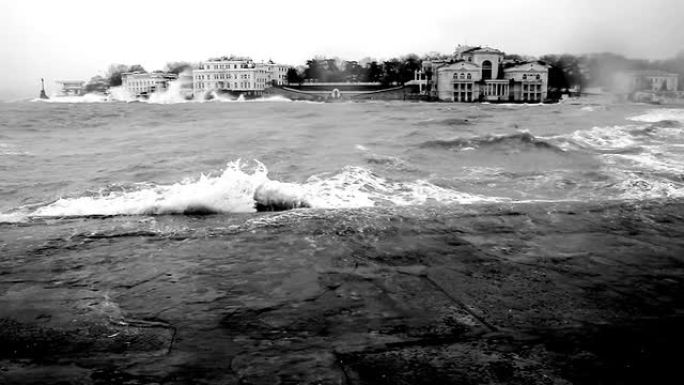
[
  {"xmin": 414, "ymin": 46, "xmax": 550, "ymax": 102},
  {"xmin": 192, "ymin": 57, "xmax": 288, "ymax": 98},
  {"xmin": 122, "ymin": 72, "xmax": 178, "ymax": 97}
]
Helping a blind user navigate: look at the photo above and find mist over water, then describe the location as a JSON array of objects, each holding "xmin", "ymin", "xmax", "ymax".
[{"xmin": 1, "ymin": 100, "xmax": 683, "ymax": 223}]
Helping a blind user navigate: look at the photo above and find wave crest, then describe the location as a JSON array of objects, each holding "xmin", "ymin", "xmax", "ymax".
[
  {"xmin": 4, "ymin": 161, "xmax": 502, "ymax": 220},
  {"xmin": 420, "ymin": 132, "xmax": 564, "ymax": 152},
  {"xmin": 628, "ymin": 108, "xmax": 684, "ymax": 123}
]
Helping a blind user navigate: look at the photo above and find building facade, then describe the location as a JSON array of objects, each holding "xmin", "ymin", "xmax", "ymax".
[
  {"xmin": 417, "ymin": 46, "xmax": 550, "ymax": 102},
  {"xmin": 192, "ymin": 58, "xmax": 289, "ymax": 97},
  {"xmin": 121, "ymin": 72, "xmax": 178, "ymax": 97},
  {"xmin": 55, "ymin": 80, "xmax": 85, "ymax": 96},
  {"xmin": 613, "ymin": 70, "xmax": 679, "ymax": 93}
]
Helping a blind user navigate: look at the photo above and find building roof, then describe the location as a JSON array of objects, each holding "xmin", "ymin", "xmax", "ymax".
[
  {"xmin": 438, "ymin": 61, "xmax": 481, "ymax": 71},
  {"xmin": 460, "ymin": 46, "xmax": 504, "ymax": 55},
  {"xmin": 503, "ymin": 60, "xmax": 550, "ymax": 70},
  {"xmin": 122, "ymin": 72, "xmax": 177, "ymax": 80},
  {"xmin": 56, "ymin": 80, "xmax": 85, "ymax": 85}
]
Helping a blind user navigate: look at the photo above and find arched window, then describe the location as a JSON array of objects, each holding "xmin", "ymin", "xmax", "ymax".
[
  {"xmin": 536, "ymin": 74, "xmax": 541, "ymax": 80},
  {"xmin": 523, "ymin": 74, "xmax": 527, "ymax": 80},
  {"xmin": 467, "ymin": 73, "xmax": 472, "ymax": 80},
  {"xmin": 460, "ymin": 73, "xmax": 465, "ymax": 79},
  {"xmin": 482, "ymin": 60, "xmax": 492, "ymax": 80}
]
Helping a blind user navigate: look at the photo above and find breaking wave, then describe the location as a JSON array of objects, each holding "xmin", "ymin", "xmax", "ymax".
[
  {"xmin": 555, "ymin": 126, "xmax": 642, "ymax": 152},
  {"xmin": 32, "ymin": 93, "xmax": 110, "ymax": 103},
  {"xmin": 414, "ymin": 117, "xmax": 473, "ymax": 127},
  {"xmin": 546, "ymin": 121, "xmax": 684, "ymax": 200},
  {"xmin": 628, "ymin": 108, "xmax": 684, "ymax": 123},
  {"xmin": 31, "ymin": 81, "xmax": 293, "ymax": 105},
  {"xmin": 0, "ymin": 142, "xmax": 31, "ymax": 156},
  {"xmin": 420, "ymin": 132, "xmax": 565, "ymax": 152},
  {"xmin": 1, "ymin": 160, "xmax": 503, "ymax": 221}
]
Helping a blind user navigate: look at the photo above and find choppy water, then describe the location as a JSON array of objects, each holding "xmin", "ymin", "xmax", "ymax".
[
  {"xmin": 2, "ymin": 95, "xmax": 684, "ymax": 383},
  {"xmin": 1, "ymin": 98, "xmax": 683, "ymax": 222},
  {"xmin": 0, "ymin": 97, "xmax": 683, "ymax": 264}
]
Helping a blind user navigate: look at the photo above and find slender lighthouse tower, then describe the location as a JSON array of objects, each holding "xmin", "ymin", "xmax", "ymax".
[{"xmin": 39, "ymin": 78, "xmax": 49, "ymax": 99}]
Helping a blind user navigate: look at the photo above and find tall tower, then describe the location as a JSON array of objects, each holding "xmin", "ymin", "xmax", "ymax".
[{"xmin": 39, "ymin": 78, "xmax": 49, "ymax": 99}]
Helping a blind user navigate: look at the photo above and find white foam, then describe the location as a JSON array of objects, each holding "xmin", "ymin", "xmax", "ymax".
[
  {"xmin": 580, "ymin": 105, "xmax": 606, "ymax": 112},
  {"xmin": 0, "ymin": 212, "xmax": 26, "ymax": 223},
  {"xmin": 32, "ymin": 93, "xmax": 109, "ymax": 103},
  {"xmin": 628, "ymin": 108, "xmax": 684, "ymax": 123},
  {"xmin": 14, "ymin": 161, "xmax": 502, "ymax": 219},
  {"xmin": 107, "ymin": 86, "xmax": 137, "ymax": 102},
  {"xmin": 248, "ymin": 95, "xmax": 292, "ymax": 103},
  {"xmin": 304, "ymin": 166, "xmax": 502, "ymax": 208},
  {"xmin": 603, "ymin": 148, "xmax": 684, "ymax": 174},
  {"xmin": 143, "ymin": 80, "xmax": 192, "ymax": 104},
  {"xmin": 0, "ymin": 142, "xmax": 31, "ymax": 156},
  {"xmin": 29, "ymin": 79, "xmax": 292, "ymax": 105},
  {"xmin": 32, "ymin": 160, "xmax": 264, "ymax": 217},
  {"xmin": 613, "ymin": 173, "xmax": 684, "ymax": 200},
  {"xmin": 559, "ymin": 126, "xmax": 640, "ymax": 151}
]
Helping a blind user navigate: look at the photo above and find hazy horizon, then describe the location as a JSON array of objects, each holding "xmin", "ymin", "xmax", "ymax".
[{"xmin": 1, "ymin": 0, "xmax": 683, "ymax": 100}]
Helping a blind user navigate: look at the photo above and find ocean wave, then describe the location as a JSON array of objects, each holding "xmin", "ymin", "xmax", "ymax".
[
  {"xmin": 414, "ymin": 117, "xmax": 472, "ymax": 126},
  {"xmin": 580, "ymin": 105, "xmax": 606, "ymax": 112},
  {"xmin": 32, "ymin": 93, "xmax": 110, "ymax": 103},
  {"xmin": 557, "ymin": 126, "xmax": 642, "ymax": 152},
  {"xmin": 420, "ymin": 132, "xmax": 564, "ymax": 152},
  {"xmin": 0, "ymin": 212, "xmax": 26, "ymax": 224},
  {"xmin": 355, "ymin": 144, "xmax": 416, "ymax": 171},
  {"xmin": 551, "ymin": 122, "xmax": 683, "ymax": 154},
  {"xmin": 628, "ymin": 108, "xmax": 684, "ymax": 123},
  {"xmin": 29, "ymin": 84, "xmax": 294, "ymax": 105},
  {"xmin": 612, "ymin": 172, "xmax": 684, "ymax": 200},
  {"xmin": 0, "ymin": 143, "xmax": 32, "ymax": 156},
  {"xmin": 2, "ymin": 160, "xmax": 503, "ymax": 220},
  {"xmin": 603, "ymin": 150, "xmax": 684, "ymax": 175},
  {"xmin": 363, "ymin": 154, "xmax": 416, "ymax": 172}
]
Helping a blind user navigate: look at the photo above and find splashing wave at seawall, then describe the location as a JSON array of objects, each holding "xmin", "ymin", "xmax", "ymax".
[
  {"xmin": 0, "ymin": 160, "xmax": 503, "ymax": 222},
  {"xmin": 31, "ymin": 81, "xmax": 294, "ymax": 104}
]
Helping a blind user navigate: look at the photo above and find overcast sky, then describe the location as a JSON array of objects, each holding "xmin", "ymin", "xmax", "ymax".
[{"xmin": 1, "ymin": 0, "xmax": 682, "ymax": 100}]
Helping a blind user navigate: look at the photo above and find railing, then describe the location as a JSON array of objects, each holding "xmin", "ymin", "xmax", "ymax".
[{"xmin": 299, "ymin": 82, "xmax": 382, "ymax": 86}]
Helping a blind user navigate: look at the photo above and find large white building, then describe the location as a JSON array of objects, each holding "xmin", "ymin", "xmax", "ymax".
[
  {"xmin": 121, "ymin": 72, "xmax": 178, "ymax": 97},
  {"xmin": 415, "ymin": 46, "xmax": 550, "ymax": 102},
  {"xmin": 613, "ymin": 70, "xmax": 679, "ymax": 93},
  {"xmin": 192, "ymin": 58, "xmax": 289, "ymax": 98}
]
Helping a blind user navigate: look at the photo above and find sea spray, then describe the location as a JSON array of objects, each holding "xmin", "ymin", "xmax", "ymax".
[
  {"xmin": 14, "ymin": 160, "xmax": 503, "ymax": 219},
  {"xmin": 628, "ymin": 109, "xmax": 684, "ymax": 123}
]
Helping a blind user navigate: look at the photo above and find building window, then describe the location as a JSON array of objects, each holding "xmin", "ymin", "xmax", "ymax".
[
  {"xmin": 467, "ymin": 73, "xmax": 472, "ymax": 80},
  {"xmin": 536, "ymin": 74, "xmax": 541, "ymax": 80},
  {"xmin": 523, "ymin": 74, "xmax": 527, "ymax": 80},
  {"xmin": 482, "ymin": 60, "xmax": 492, "ymax": 80}
]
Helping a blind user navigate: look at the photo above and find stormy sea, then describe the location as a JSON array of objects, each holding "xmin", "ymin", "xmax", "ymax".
[{"xmin": 1, "ymin": 96, "xmax": 684, "ymax": 384}]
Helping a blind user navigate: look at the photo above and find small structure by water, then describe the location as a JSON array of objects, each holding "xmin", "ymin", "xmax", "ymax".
[
  {"xmin": 121, "ymin": 72, "xmax": 178, "ymax": 98},
  {"xmin": 55, "ymin": 80, "xmax": 85, "ymax": 96},
  {"xmin": 39, "ymin": 78, "xmax": 49, "ymax": 99},
  {"xmin": 265, "ymin": 82, "xmax": 421, "ymax": 102}
]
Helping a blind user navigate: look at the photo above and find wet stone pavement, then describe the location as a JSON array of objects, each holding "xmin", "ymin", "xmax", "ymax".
[{"xmin": 1, "ymin": 200, "xmax": 684, "ymax": 384}]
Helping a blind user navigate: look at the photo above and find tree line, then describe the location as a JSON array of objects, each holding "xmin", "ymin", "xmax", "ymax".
[
  {"xmin": 83, "ymin": 50, "xmax": 684, "ymax": 94},
  {"xmin": 288, "ymin": 51, "xmax": 684, "ymax": 91},
  {"xmin": 286, "ymin": 54, "xmax": 440, "ymax": 86},
  {"xmin": 84, "ymin": 62, "xmax": 193, "ymax": 93}
]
